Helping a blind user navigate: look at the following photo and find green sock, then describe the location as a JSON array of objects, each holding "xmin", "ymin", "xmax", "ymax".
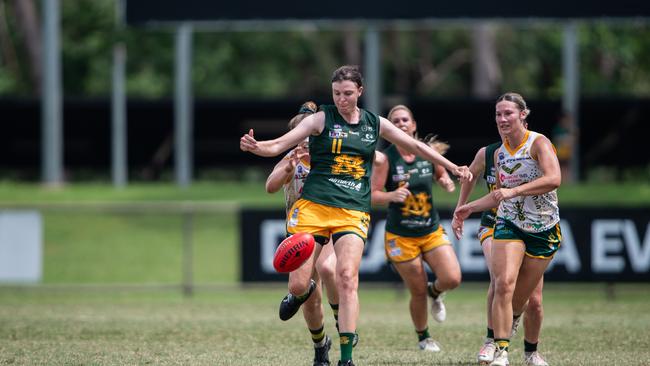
[
  {"xmin": 416, "ymin": 327, "xmax": 431, "ymax": 342},
  {"xmin": 487, "ymin": 327, "xmax": 494, "ymax": 339},
  {"xmin": 495, "ymin": 338, "xmax": 510, "ymax": 351},
  {"xmin": 310, "ymin": 325, "xmax": 325, "ymax": 345},
  {"xmin": 339, "ymin": 332, "xmax": 355, "ymax": 361}
]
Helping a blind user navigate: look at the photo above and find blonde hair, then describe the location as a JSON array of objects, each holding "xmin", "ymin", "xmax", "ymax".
[
  {"xmin": 423, "ymin": 134, "xmax": 450, "ymax": 155},
  {"xmin": 288, "ymin": 101, "xmax": 317, "ymax": 130}
]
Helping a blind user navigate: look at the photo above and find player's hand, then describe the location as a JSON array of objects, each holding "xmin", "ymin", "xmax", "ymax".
[
  {"xmin": 391, "ymin": 182, "xmax": 411, "ymax": 203},
  {"xmin": 452, "ymin": 204, "xmax": 473, "ymax": 239},
  {"xmin": 451, "ymin": 213, "xmax": 464, "ymax": 240},
  {"xmin": 439, "ymin": 176, "xmax": 456, "ymax": 193},
  {"xmin": 284, "ymin": 145, "xmax": 309, "ymax": 173},
  {"xmin": 452, "ymin": 165, "xmax": 473, "ymax": 183},
  {"xmin": 492, "ymin": 188, "xmax": 517, "ymax": 202},
  {"xmin": 240, "ymin": 129, "xmax": 257, "ymax": 152}
]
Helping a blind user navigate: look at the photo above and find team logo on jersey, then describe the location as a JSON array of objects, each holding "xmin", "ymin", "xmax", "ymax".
[
  {"xmin": 487, "ymin": 175, "xmax": 497, "ymax": 184},
  {"xmin": 401, "ymin": 192, "xmax": 432, "ymax": 218},
  {"xmin": 498, "ymin": 152, "xmax": 505, "ymax": 161},
  {"xmin": 331, "ymin": 154, "xmax": 366, "ymax": 180}
]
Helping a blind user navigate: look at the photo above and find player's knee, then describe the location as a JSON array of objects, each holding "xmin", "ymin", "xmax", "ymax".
[
  {"xmin": 288, "ymin": 281, "xmax": 311, "ymax": 296},
  {"xmin": 316, "ymin": 260, "xmax": 336, "ymax": 283},
  {"xmin": 494, "ymin": 277, "xmax": 516, "ymax": 297},
  {"xmin": 527, "ymin": 295, "xmax": 543, "ymax": 315},
  {"xmin": 439, "ymin": 272, "xmax": 461, "ymax": 290},
  {"xmin": 337, "ymin": 268, "xmax": 358, "ymax": 293}
]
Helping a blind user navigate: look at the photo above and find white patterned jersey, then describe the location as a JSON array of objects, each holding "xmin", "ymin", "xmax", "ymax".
[
  {"xmin": 283, "ymin": 151, "xmax": 310, "ymax": 214},
  {"xmin": 496, "ymin": 131, "xmax": 560, "ymax": 233}
]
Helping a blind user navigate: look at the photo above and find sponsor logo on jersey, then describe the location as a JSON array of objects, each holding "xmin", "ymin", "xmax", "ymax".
[
  {"xmin": 392, "ymin": 173, "xmax": 410, "ymax": 182},
  {"xmin": 361, "ymin": 133, "xmax": 375, "ymax": 142},
  {"xmin": 329, "ymin": 130, "xmax": 348, "ymax": 138}
]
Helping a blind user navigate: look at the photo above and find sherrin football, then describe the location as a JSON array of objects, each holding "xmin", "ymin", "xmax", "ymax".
[{"xmin": 273, "ymin": 232, "xmax": 315, "ymax": 273}]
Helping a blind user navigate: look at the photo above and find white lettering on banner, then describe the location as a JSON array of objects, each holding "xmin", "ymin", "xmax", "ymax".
[
  {"xmin": 592, "ymin": 220, "xmax": 626, "ymax": 272},
  {"xmin": 260, "ymin": 220, "xmax": 287, "ymax": 273},
  {"xmin": 623, "ymin": 221, "xmax": 650, "ymax": 272},
  {"xmin": 547, "ymin": 220, "xmax": 581, "ymax": 273}
]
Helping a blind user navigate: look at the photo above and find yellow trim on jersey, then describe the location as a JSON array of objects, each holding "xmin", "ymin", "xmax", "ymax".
[{"xmin": 503, "ymin": 130, "xmax": 530, "ymax": 156}]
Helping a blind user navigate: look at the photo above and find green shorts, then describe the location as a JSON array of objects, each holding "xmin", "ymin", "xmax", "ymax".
[{"xmin": 493, "ymin": 217, "xmax": 561, "ymax": 259}]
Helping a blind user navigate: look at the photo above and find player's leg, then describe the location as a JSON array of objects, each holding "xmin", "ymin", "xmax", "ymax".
[
  {"xmin": 513, "ymin": 259, "xmax": 550, "ymax": 366},
  {"xmin": 422, "ymin": 227, "xmax": 461, "ymax": 319},
  {"xmin": 478, "ymin": 235, "xmax": 497, "ymax": 364},
  {"xmin": 315, "ymin": 239, "xmax": 339, "ymax": 327},
  {"xmin": 489, "ymin": 239, "xmax": 526, "ymax": 366},
  {"xmin": 523, "ymin": 278, "xmax": 547, "ymax": 366},
  {"xmin": 279, "ymin": 244, "xmax": 320, "ymax": 321},
  {"xmin": 333, "ymin": 233, "xmax": 364, "ymax": 366},
  {"xmin": 392, "ymin": 256, "xmax": 441, "ymax": 352}
]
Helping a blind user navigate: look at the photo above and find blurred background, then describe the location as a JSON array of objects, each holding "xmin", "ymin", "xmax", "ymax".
[{"xmin": 0, "ymin": 0, "xmax": 649, "ymax": 184}]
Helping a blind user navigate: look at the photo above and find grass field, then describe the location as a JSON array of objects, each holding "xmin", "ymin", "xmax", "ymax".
[
  {"xmin": 0, "ymin": 284, "xmax": 649, "ymax": 365},
  {"xmin": 0, "ymin": 181, "xmax": 649, "ymax": 364}
]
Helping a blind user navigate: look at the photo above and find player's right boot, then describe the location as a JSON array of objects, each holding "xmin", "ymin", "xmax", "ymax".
[
  {"xmin": 490, "ymin": 349, "xmax": 509, "ymax": 366},
  {"xmin": 477, "ymin": 338, "xmax": 496, "ymax": 364},
  {"xmin": 279, "ymin": 279, "xmax": 316, "ymax": 321}
]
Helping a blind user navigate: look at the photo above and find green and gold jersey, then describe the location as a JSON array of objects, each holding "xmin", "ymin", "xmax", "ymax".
[
  {"xmin": 301, "ymin": 104, "xmax": 380, "ymax": 213},
  {"xmin": 479, "ymin": 142, "xmax": 501, "ymax": 228},
  {"xmin": 383, "ymin": 144, "xmax": 440, "ymax": 237}
]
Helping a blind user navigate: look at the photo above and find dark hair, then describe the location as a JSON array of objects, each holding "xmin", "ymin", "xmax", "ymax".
[
  {"xmin": 288, "ymin": 101, "xmax": 317, "ymax": 130},
  {"xmin": 496, "ymin": 92, "xmax": 531, "ymax": 120},
  {"xmin": 331, "ymin": 65, "xmax": 364, "ymax": 88}
]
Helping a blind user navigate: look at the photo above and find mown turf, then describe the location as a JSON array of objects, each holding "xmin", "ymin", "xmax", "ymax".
[{"xmin": 0, "ymin": 284, "xmax": 648, "ymax": 365}]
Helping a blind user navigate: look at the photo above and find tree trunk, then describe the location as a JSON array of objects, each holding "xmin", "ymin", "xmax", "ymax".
[
  {"xmin": 471, "ymin": 22, "xmax": 501, "ymax": 98},
  {"xmin": 13, "ymin": 0, "xmax": 42, "ymax": 95}
]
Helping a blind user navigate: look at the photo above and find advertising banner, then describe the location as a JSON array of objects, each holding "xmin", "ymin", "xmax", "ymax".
[{"xmin": 241, "ymin": 208, "xmax": 650, "ymax": 282}]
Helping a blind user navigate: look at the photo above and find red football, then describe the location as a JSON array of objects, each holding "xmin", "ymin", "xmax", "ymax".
[{"xmin": 273, "ymin": 232, "xmax": 315, "ymax": 273}]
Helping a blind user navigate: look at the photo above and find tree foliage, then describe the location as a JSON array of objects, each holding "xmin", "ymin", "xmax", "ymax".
[{"xmin": 1, "ymin": 0, "xmax": 650, "ymax": 99}]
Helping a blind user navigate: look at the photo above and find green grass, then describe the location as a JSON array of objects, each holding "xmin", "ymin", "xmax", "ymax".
[
  {"xmin": 41, "ymin": 212, "xmax": 238, "ymax": 284},
  {"xmin": 0, "ymin": 283, "xmax": 648, "ymax": 365}
]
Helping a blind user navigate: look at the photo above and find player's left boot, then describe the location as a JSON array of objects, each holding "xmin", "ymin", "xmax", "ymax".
[
  {"xmin": 313, "ymin": 335, "xmax": 331, "ymax": 366},
  {"xmin": 524, "ymin": 351, "xmax": 548, "ymax": 366},
  {"xmin": 279, "ymin": 279, "xmax": 316, "ymax": 321}
]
